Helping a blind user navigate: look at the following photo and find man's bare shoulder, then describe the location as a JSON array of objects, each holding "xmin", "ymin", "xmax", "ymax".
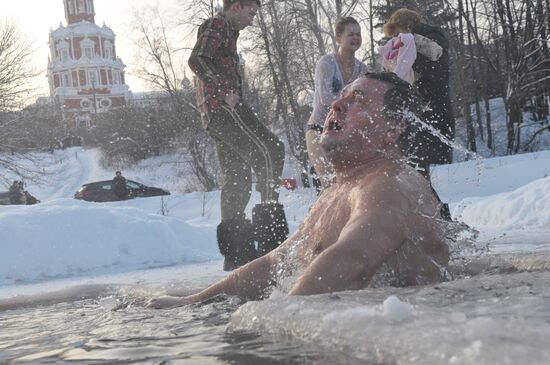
[{"xmin": 349, "ymin": 164, "xmax": 436, "ymax": 213}]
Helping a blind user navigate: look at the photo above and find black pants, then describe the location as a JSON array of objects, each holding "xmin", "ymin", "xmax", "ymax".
[{"xmin": 206, "ymin": 102, "xmax": 285, "ymax": 221}]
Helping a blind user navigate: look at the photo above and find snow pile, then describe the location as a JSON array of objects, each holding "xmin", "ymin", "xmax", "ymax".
[
  {"xmin": 0, "ymin": 198, "xmax": 220, "ymax": 286},
  {"xmin": 431, "ymin": 150, "xmax": 550, "ymax": 203},
  {"xmin": 453, "ymin": 176, "xmax": 550, "ymax": 230},
  {"xmin": 0, "ymin": 146, "xmax": 315, "ymax": 287}
]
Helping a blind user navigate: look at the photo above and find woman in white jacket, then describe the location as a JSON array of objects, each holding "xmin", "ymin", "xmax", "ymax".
[{"xmin": 306, "ymin": 17, "xmax": 368, "ymax": 189}]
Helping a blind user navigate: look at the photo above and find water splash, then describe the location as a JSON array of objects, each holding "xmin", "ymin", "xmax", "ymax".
[{"xmin": 405, "ymin": 112, "xmax": 486, "ymax": 180}]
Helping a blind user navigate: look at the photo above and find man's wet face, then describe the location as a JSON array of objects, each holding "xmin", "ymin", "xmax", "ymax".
[{"xmin": 320, "ymin": 77, "xmax": 388, "ymax": 155}]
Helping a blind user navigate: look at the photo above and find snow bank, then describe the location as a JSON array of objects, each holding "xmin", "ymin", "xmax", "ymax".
[
  {"xmin": 454, "ymin": 176, "xmax": 550, "ymax": 230},
  {"xmin": 0, "ymin": 198, "xmax": 220, "ymax": 286},
  {"xmin": 432, "ymin": 150, "xmax": 550, "ymax": 203}
]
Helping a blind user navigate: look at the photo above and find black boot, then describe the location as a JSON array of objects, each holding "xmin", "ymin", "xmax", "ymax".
[
  {"xmin": 252, "ymin": 202, "xmax": 289, "ymax": 256},
  {"xmin": 217, "ymin": 215, "xmax": 258, "ymax": 271}
]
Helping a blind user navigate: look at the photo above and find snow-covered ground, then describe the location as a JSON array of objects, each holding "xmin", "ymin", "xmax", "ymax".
[{"xmin": 0, "ymin": 147, "xmax": 317, "ymax": 288}]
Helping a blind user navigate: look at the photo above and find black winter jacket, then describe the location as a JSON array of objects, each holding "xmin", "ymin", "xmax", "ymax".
[{"xmin": 410, "ymin": 23, "xmax": 455, "ymax": 165}]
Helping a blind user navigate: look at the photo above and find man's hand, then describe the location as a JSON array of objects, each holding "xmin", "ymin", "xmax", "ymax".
[
  {"xmin": 224, "ymin": 91, "xmax": 240, "ymax": 109},
  {"xmin": 145, "ymin": 295, "xmax": 189, "ymax": 309}
]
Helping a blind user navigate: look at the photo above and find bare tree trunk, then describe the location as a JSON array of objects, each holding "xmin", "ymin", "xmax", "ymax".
[
  {"xmin": 369, "ymin": 0, "xmax": 376, "ymax": 65},
  {"xmin": 457, "ymin": 0, "xmax": 477, "ymax": 152},
  {"xmin": 495, "ymin": 0, "xmax": 520, "ymax": 153},
  {"xmin": 484, "ymin": 96, "xmax": 493, "ymax": 151},
  {"xmin": 302, "ymin": 0, "xmax": 327, "ymax": 55},
  {"xmin": 466, "ymin": 0, "xmax": 484, "ymax": 141},
  {"xmin": 257, "ymin": 3, "xmax": 310, "ymax": 184}
]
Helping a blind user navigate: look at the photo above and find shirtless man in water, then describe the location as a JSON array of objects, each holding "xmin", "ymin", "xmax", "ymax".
[{"xmin": 147, "ymin": 72, "xmax": 450, "ymax": 308}]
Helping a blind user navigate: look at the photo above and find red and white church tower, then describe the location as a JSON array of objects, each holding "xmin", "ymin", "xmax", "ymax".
[{"xmin": 47, "ymin": 0, "xmax": 131, "ymax": 128}]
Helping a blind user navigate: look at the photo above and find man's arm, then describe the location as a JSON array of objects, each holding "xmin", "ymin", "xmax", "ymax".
[
  {"xmin": 188, "ymin": 19, "xmax": 222, "ymax": 85},
  {"xmin": 188, "ymin": 19, "xmax": 235, "ymax": 104},
  {"xmin": 146, "ymin": 250, "xmax": 277, "ymax": 308},
  {"xmin": 288, "ymin": 188, "xmax": 408, "ymax": 296}
]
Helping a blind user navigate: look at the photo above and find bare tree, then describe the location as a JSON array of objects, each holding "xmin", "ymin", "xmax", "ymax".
[
  {"xmin": 492, "ymin": 0, "xmax": 550, "ymax": 152},
  {"xmin": 0, "ymin": 21, "xmax": 39, "ymax": 113},
  {"xmin": 0, "ymin": 20, "xmax": 44, "ymax": 186},
  {"xmin": 129, "ymin": 6, "xmax": 218, "ymax": 191}
]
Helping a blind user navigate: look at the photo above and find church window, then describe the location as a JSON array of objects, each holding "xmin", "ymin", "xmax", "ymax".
[
  {"xmin": 62, "ymin": 72, "xmax": 71, "ymax": 87},
  {"xmin": 99, "ymin": 98, "xmax": 112, "ymax": 108},
  {"xmin": 59, "ymin": 48, "xmax": 69, "ymax": 62},
  {"xmin": 78, "ymin": 0, "xmax": 85, "ymax": 13},
  {"xmin": 87, "ymin": 70, "xmax": 99, "ymax": 86},
  {"xmin": 80, "ymin": 38, "xmax": 95, "ymax": 59},
  {"xmin": 113, "ymin": 71, "xmax": 120, "ymax": 85},
  {"xmin": 80, "ymin": 99, "xmax": 92, "ymax": 109}
]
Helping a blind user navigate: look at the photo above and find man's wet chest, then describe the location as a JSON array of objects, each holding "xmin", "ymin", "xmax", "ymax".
[{"xmin": 299, "ymin": 192, "xmax": 352, "ymax": 256}]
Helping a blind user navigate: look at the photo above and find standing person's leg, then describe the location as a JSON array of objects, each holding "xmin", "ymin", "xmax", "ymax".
[
  {"xmin": 439, "ymin": 100, "xmax": 455, "ymax": 164},
  {"xmin": 229, "ymin": 102, "xmax": 285, "ymax": 201},
  {"xmin": 216, "ymin": 141, "xmax": 252, "ymax": 221},
  {"xmin": 232, "ymin": 102, "xmax": 289, "ymax": 255},
  {"xmin": 207, "ymin": 108, "xmax": 259, "ymax": 271},
  {"xmin": 213, "ymin": 139, "xmax": 257, "ymax": 271},
  {"xmin": 209, "ymin": 102, "xmax": 289, "ymax": 256}
]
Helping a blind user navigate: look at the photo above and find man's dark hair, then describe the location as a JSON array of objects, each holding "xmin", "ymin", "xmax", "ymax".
[
  {"xmin": 364, "ymin": 72, "xmax": 423, "ymax": 124},
  {"xmin": 364, "ymin": 72, "xmax": 424, "ymax": 153},
  {"xmin": 223, "ymin": 0, "xmax": 261, "ymax": 11}
]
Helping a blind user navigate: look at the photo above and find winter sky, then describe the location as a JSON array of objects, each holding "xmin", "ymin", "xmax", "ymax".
[{"xmin": 3, "ymin": 0, "xmax": 182, "ymax": 100}]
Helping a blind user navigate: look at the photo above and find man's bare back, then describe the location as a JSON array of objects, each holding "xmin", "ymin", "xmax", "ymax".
[{"xmin": 146, "ymin": 73, "xmax": 451, "ymax": 309}]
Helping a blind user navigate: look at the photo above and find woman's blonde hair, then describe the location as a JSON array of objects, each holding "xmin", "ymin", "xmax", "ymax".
[{"xmin": 383, "ymin": 8, "xmax": 422, "ymax": 37}]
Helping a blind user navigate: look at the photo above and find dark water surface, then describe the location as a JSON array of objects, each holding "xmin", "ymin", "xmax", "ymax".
[
  {"xmin": 0, "ymin": 294, "xmax": 366, "ymax": 365},
  {"xmin": 2, "ymin": 251, "xmax": 550, "ymax": 364}
]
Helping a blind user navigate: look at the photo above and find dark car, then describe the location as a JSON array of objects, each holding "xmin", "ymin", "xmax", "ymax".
[{"xmin": 74, "ymin": 180, "xmax": 170, "ymax": 202}]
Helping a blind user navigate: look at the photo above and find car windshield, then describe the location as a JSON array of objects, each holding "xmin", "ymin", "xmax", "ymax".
[{"xmin": 127, "ymin": 181, "xmax": 142, "ymax": 189}]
